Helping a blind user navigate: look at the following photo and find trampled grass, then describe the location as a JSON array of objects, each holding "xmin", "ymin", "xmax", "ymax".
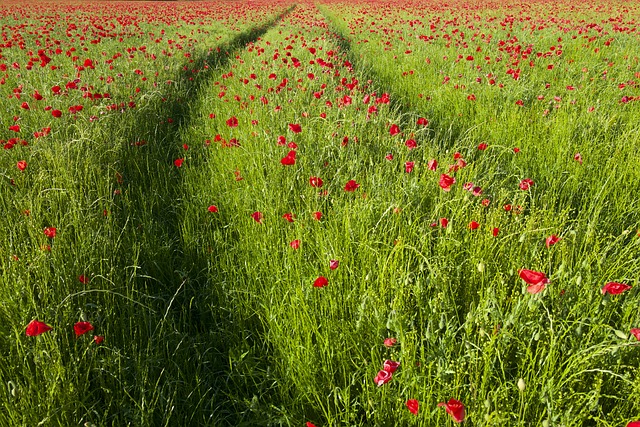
[{"xmin": 0, "ymin": 0, "xmax": 639, "ymax": 426}]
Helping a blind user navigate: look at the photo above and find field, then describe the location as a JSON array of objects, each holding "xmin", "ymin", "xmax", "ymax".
[{"xmin": 0, "ymin": 0, "xmax": 639, "ymax": 425}]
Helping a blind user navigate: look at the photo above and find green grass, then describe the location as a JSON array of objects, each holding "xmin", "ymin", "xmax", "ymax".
[{"xmin": 1, "ymin": 0, "xmax": 639, "ymax": 425}]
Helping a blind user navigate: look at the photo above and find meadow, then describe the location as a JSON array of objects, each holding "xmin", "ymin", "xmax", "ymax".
[{"xmin": 0, "ymin": 0, "xmax": 639, "ymax": 425}]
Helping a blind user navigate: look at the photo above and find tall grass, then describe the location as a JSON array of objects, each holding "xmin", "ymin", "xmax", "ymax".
[{"xmin": 1, "ymin": 0, "xmax": 639, "ymax": 426}]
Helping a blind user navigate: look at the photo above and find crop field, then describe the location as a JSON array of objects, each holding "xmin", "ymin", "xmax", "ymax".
[{"xmin": 0, "ymin": 0, "xmax": 639, "ymax": 425}]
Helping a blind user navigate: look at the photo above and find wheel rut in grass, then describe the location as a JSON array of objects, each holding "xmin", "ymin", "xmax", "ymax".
[{"xmin": 93, "ymin": 6, "xmax": 296, "ymax": 425}]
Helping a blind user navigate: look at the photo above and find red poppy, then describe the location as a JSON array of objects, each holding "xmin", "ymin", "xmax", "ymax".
[
  {"xmin": 280, "ymin": 150, "xmax": 296, "ymax": 166},
  {"xmin": 439, "ymin": 174, "xmax": 455, "ymax": 192},
  {"xmin": 25, "ymin": 320, "xmax": 52, "ymax": 336},
  {"xmin": 329, "ymin": 259, "xmax": 339, "ymax": 270},
  {"xmin": 290, "ymin": 240, "xmax": 300, "ymax": 249},
  {"xmin": 406, "ymin": 399, "xmax": 419, "ymax": 415},
  {"xmin": 312, "ymin": 211, "xmax": 322, "ymax": 221},
  {"xmin": 282, "ymin": 213, "xmax": 294, "ymax": 222},
  {"xmin": 383, "ymin": 359, "xmax": 400, "ymax": 373},
  {"xmin": 428, "ymin": 159, "xmax": 438, "ymax": 171},
  {"xmin": 492, "ymin": 227, "xmax": 500, "ymax": 237},
  {"xmin": 469, "ymin": 221, "xmax": 479, "ymax": 230},
  {"xmin": 313, "ymin": 276, "xmax": 328, "ymax": 287},
  {"xmin": 52, "ymin": 110, "xmax": 62, "ymax": 118},
  {"xmin": 601, "ymin": 282, "xmax": 631, "ymax": 295},
  {"xmin": 251, "ymin": 212, "xmax": 263, "ymax": 224},
  {"xmin": 43, "ymin": 227, "xmax": 57, "ymax": 239},
  {"xmin": 389, "ymin": 124, "xmax": 400, "ymax": 136},
  {"xmin": 344, "ymin": 180, "xmax": 360, "ymax": 192},
  {"xmin": 208, "ymin": 205, "xmax": 218, "ymax": 213},
  {"xmin": 405, "ymin": 139, "xmax": 417, "ymax": 150},
  {"xmin": 174, "ymin": 158, "xmax": 184, "ymax": 167},
  {"xmin": 627, "ymin": 422, "xmax": 640, "ymax": 427},
  {"xmin": 17, "ymin": 160, "xmax": 27, "ymax": 171},
  {"xmin": 309, "ymin": 176, "xmax": 323, "ymax": 187},
  {"xmin": 374, "ymin": 369, "xmax": 393, "ymax": 386},
  {"xmin": 226, "ymin": 116, "xmax": 238, "ymax": 127},
  {"xmin": 478, "ymin": 143, "xmax": 488, "ymax": 150},
  {"xmin": 574, "ymin": 152, "xmax": 583, "ymax": 164},
  {"xmin": 630, "ymin": 328, "xmax": 640, "ymax": 341},
  {"xmin": 78, "ymin": 275, "xmax": 89, "ymax": 284},
  {"xmin": 417, "ymin": 117, "xmax": 429, "ymax": 126},
  {"xmin": 288, "ymin": 123, "xmax": 302, "ymax": 133},
  {"xmin": 94, "ymin": 335, "xmax": 104, "ymax": 345},
  {"xmin": 405, "ymin": 162, "xmax": 414, "ymax": 173},
  {"xmin": 74, "ymin": 321, "xmax": 94, "ymax": 337},
  {"xmin": 9, "ymin": 124, "xmax": 21, "ymax": 132},
  {"xmin": 438, "ymin": 398, "xmax": 465, "ymax": 423},
  {"xmin": 519, "ymin": 178, "xmax": 534, "ymax": 190},
  {"xmin": 546, "ymin": 235, "xmax": 560, "ymax": 248},
  {"xmin": 383, "ymin": 337, "xmax": 397, "ymax": 347},
  {"xmin": 440, "ymin": 218, "xmax": 449, "ymax": 228},
  {"xmin": 519, "ymin": 269, "xmax": 550, "ymax": 294}
]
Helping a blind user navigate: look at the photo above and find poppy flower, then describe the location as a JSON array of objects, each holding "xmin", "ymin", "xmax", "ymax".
[
  {"xmin": 440, "ymin": 218, "xmax": 449, "ymax": 228},
  {"xmin": 174, "ymin": 158, "xmax": 184, "ymax": 167},
  {"xmin": 51, "ymin": 110, "xmax": 62, "ymax": 118},
  {"xmin": 492, "ymin": 227, "xmax": 500, "ymax": 237},
  {"xmin": 519, "ymin": 178, "xmax": 534, "ymax": 190},
  {"xmin": 574, "ymin": 152, "xmax": 583, "ymax": 164},
  {"xmin": 405, "ymin": 162, "xmax": 415, "ymax": 173},
  {"xmin": 344, "ymin": 180, "xmax": 360, "ymax": 192},
  {"xmin": 438, "ymin": 398, "xmax": 465, "ymax": 423},
  {"xmin": 312, "ymin": 211, "xmax": 322, "ymax": 221},
  {"xmin": 9, "ymin": 124, "xmax": 21, "ymax": 132},
  {"xmin": 282, "ymin": 213, "xmax": 294, "ymax": 222},
  {"xmin": 439, "ymin": 174, "xmax": 455, "ymax": 191},
  {"xmin": 417, "ymin": 117, "xmax": 429, "ymax": 126},
  {"xmin": 208, "ymin": 205, "xmax": 218, "ymax": 213},
  {"xmin": 383, "ymin": 359, "xmax": 400, "ymax": 373},
  {"xmin": 25, "ymin": 320, "xmax": 52, "ymax": 336},
  {"xmin": 546, "ymin": 235, "xmax": 560, "ymax": 248},
  {"xmin": 630, "ymin": 328, "xmax": 640, "ymax": 341},
  {"xmin": 313, "ymin": 276, "xmax": 328, "ymax": 288},
  {"xmin": 405, "ymin": 139, "xmax": 417, "ymax": 150},
  {"xmin": 519, "ymin": 269, "xmax": 550, "ymax": 294},
  {"xmin": 17, "ymin": 160, "xmax": 27, "ymax": 171},
  {"xmin": 627, "ymin": 422, "xmax": 640, "ymax": 427},
  {"xmin": 469, "ymin": 221, "xmax": 480, "ymax": 230},
  {"xmin": 288, "ymin": 123, "xmax": 302, "ymax": 133},
  {"xmin": 374, "ymin": 369, "xmax": 393, "ymax": 386},
  {"xmin": 251, "ymin": 212, "xmax": 263, "ymax": 224},
  {"xmin": 329, "ymin": 259, "xmax": 339, "ymax": 270},
  {"xmin": 383, "ymin": 337, "xmax": 397, "ymax": 347},
  {"xmin": 290, "ymin": 240, "xmax": 300, "ymax": 249},
  {"xmin": 428, "ymin": 159, "xmax": 438, "ymax": 171},
  {"xmin": 406, "ymin": 399, "xmax": 419, "ymax": 415},
  {"xmin": 74, "ymin": 321, "xmax": 94, "ymax": 337},
  {"xmin": 280, "ymin": 150, "xmax": 296, "ymax": 166},
  {"xmin": 226, "ymin": 116, "xmax": 238, "ymax": 127},
  {"xmin": 78, "ymin": 275, "xmax": 89, "ymax": 284},
  {"xmin": 478, "ymin": 143, "xmax": 488, "ymax": 150},
  {"xmin": 43, "ymin": 227, "xmax": 57, "ymax": 239},
  {"xmin": 389, "ymin": 124, "xmax": 401, "ymax": 136},
  {"xmin": 309, "ymin": 176, "xmax": 323, "ymax": 188},
  {"xmin": 94, "ymin": 335, "xmax": 104, "ymax": 345},
  {"xmin": 601, "ymin": 282, "xmax": 631, "ymax": 295}
]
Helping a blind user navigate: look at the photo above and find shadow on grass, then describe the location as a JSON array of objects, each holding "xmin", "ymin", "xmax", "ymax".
[{"xmin": 91, "ymin": 6, "xmax": 297, "ymax": 426}]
